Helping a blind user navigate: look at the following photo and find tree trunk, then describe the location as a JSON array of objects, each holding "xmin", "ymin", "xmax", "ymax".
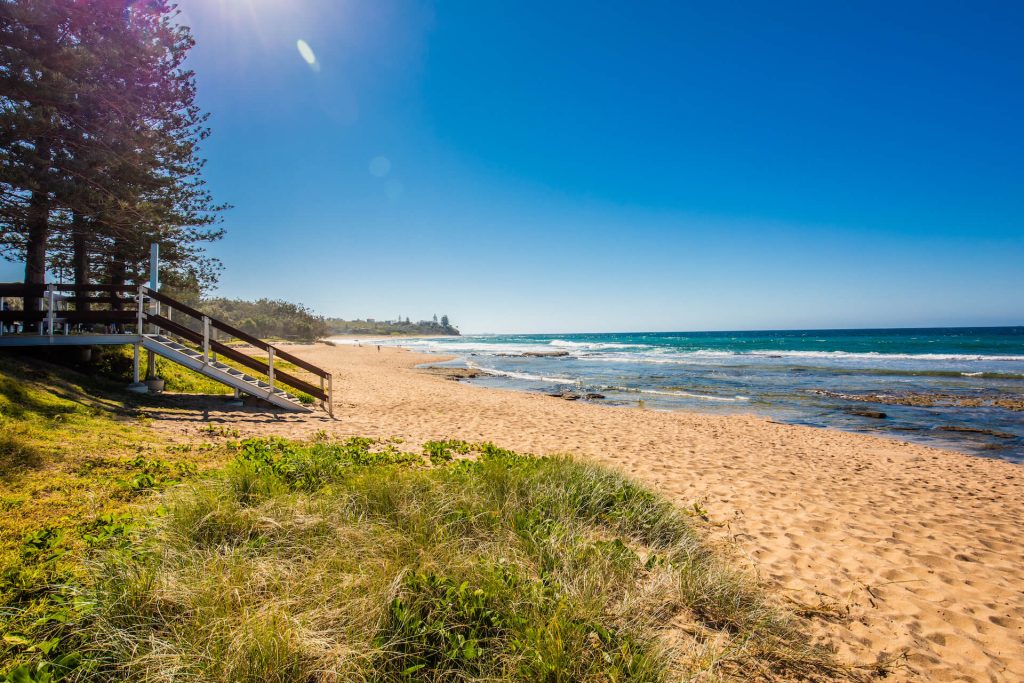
[
  {"xmin": 23, "ymin": 163, "xmax": 50, "ymax": 332},
  {"xmin": 72, "ymin": 212, "xmax": 90, "ymax": 312},
  {"xmin": 24, "ymin": 191, "xmax": 49, "ymax": 288}
]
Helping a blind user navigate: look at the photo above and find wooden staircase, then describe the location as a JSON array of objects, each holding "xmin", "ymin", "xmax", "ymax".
[
  {"xmin": 142, "ymin": 334, "xmax": 311, "ymax": 411},
  {"xmin": 0, "ymin": 282, "xmax": 333, "ymax": 414}
]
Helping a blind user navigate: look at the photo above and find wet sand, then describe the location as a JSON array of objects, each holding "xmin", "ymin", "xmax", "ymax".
[{"xmin": 149, "ymin": 343, "xmax": 1024, "ymax": 681}]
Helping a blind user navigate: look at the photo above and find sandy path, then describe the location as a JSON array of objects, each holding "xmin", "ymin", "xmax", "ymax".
[{"xmin": 150, "ymin": 343, "xmax": 1024, "ymax": 681}]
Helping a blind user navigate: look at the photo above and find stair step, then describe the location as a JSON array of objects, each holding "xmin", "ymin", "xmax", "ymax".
[{"xmin": 141, "ymin": 333, "xmax": 315, "ymax": 413}]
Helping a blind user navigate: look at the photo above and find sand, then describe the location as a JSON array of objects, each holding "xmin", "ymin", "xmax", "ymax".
[{"xmin": 149, "ymin": 343, "xmax": 1024, "ymax": 681}]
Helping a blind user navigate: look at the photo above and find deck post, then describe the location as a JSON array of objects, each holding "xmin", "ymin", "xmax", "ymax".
[
  {"xmin": 136, "ymin": 286, "xmax": 144, "ymax": 335},
  {"xmin": 1, "ymin": 297, "xmax": 4, "ymax": 336},
  {"xmin": 133, "ymin": 343, "xmax": 140, "ymax": 384},
  {"xmin": 46, "ymin": 285, "xmax": 55, "ymax": 337},
  {"xmin": 146, "ymin": 287, "xmax": 157, "ymax": 380},
  {"xmin": 202, "ymin": 316, "xmax": 210, "ymax": 362},
  {"xmin": 268, "ymin": 347, "xmax": 275, "ymax": 392},
  {"xmin": 126, "ymin": 286, "xmax": 146, "ymax": 391},
  {"xmin": 320, "ymin": 376, "xmax": 325, "ymax": 411},
  {"xmin": 328, "ymin": 374, "xmax": 334, "ymax": 417}
]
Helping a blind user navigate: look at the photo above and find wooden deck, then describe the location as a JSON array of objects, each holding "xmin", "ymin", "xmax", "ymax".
[
  {"xmin": 0, "ymin": 282, "xmax": 333, "ymax": 414},
  {"xmin": 0, "ymin": 333, "xmax": 141, "ymax": 347}
]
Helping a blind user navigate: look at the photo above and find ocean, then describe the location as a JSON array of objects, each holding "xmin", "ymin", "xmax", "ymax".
[{"xmin": 357, "ymin": 327, "xmax": 1024, "ymax": 463}]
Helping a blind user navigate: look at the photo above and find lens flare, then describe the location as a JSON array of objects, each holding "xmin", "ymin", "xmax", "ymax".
[
  {"xmin": 296, "ymin": 39, "xmax": 317, "ymax": 66},
  {"xmin": 369, "ymin": 156, "xmax": 391, "ymax": 177}
]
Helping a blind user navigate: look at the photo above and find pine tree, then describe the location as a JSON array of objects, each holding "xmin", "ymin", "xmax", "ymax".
[
  {"xmin": 0, "ymin": 0, "xmax": 79, "ymax": 321},
  {"xmin": 70, "ymin": 0, "xmax": 226, "ymax": 293}
]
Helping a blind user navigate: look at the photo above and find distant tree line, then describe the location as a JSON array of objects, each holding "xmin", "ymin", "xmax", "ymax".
[
  {"xmin": 325, "ymin": 316, "xmax": 460, "ymax": 336},
  {"xmin": 0, "ymin": 0, "xmax": 224, "ymax": 321},
  {"xmin": 187, "ymin": 298, "xmax": 459, "ymax": 341},
  {"xmin": 200, "ymin": 298, "xmax": 327, "ymax": 342}
]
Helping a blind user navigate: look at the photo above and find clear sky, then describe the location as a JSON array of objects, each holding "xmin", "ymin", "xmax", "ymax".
[{"xmin": 9, "ymin": 1, "xmax": 1023, "ymax": 333}]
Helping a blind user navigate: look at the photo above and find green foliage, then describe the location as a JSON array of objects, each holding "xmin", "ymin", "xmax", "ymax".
[
  {"xmin": 422, "ymin": 439, "xmax": 472, "ymax": 463},
  {"xmin": 0, "ymin": 652, "xmax": 82, "ymax": 683},
  {"xmin": 198, "ymin": 425, "xmax": 239, "ymax": 439},
  {"xmin": 81, "ymin": 513, "xmax": 143, "ymax": 550},
  {"xmin": 119, "ymin": 456, "xmax": 196, "ymax": 496},
  {"xmin": 381, "ymin": 566, "xmax": 652, "ymax": 680},
  {"xmin": 199, "ymin": 298, "xmax": 328, "ymax": 342},
  {"xmin": 232, "ymin": 436, "xmax": 421, "ymax": 493},
  {"xmin": 0, "ymin": 525, "xmax": 89, "ymax": 681}
]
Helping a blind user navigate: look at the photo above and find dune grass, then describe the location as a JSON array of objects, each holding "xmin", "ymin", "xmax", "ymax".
[
  {"xmin": 0, "ymin": 354, "xmax": 837, "ymax": 681},
  {"xmin": 72, "ymin": 438, "xmax": 833, "ymax": 681}
]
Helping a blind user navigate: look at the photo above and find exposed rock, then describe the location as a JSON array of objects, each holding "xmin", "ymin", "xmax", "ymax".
[
  {"xmin": 936, "ymin": 425, "xmax": 1016, "ymax": 439},
  {"xmin": 812, "ymin": 389, "xmax": 1024, "ymax": 412},
  {"xmin": 849, "ymin": 409, "xmax": 887, "ymax": 419},
  {"xmin": 546, "ymin": 391, "xmax": 605, "ymax": 401},
  {"xmin": 418, "ymin": 367, "xmax": 487, "ymax": 381},
  {"xmin": 548, "ymin": 391, "xmax": 580, "ymax": 400},
  {"xmin": 499, "ymin": 351, "xmax": 570, "ymax": 358}
]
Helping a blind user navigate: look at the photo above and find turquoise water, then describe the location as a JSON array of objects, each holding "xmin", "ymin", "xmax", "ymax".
[{"xmin": 367, "ymin": 327, "xmax": 1024, "ymax": 462}]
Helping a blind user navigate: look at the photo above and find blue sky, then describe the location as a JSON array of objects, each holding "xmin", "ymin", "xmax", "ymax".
[{"xmin": 10, "ymin": 1, "xmax": 1023, "ymax": 332}]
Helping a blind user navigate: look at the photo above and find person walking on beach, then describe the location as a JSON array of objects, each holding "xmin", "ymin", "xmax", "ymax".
[{"xmin": 377, "ymin": 345, "xmax": 381, "ymax": 352}]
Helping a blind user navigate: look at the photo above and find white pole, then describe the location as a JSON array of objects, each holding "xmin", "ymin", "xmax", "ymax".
[
  {"xmin": 149, "ymin": 243, "xmax": 159, "ymax": 291},
  {"xmin": 130, "ymin": 284, "xmax": 144, "ymax": 388},
  {"xmin": 137, "ymin": 285, "xmax": 144, "ymax": 335}
]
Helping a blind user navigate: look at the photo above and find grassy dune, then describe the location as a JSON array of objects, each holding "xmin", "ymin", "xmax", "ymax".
[{"xmin": 0, "ymin": 354, "xmax": 836, "ymax": 681}]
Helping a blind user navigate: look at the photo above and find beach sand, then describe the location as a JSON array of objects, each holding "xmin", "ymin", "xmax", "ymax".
[{"xmin": 149, "ymin": 343, "xmax": 1024, "ymax": 681}]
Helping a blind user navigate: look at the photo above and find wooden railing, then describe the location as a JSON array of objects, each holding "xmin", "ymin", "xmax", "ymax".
[
  {"xmin": 0, "ymin": 282, "xmax": 138, "ymax": 333},
  {"xmin": 140, "ymin": 286, "xmax": 333, "ymax": 413}
]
